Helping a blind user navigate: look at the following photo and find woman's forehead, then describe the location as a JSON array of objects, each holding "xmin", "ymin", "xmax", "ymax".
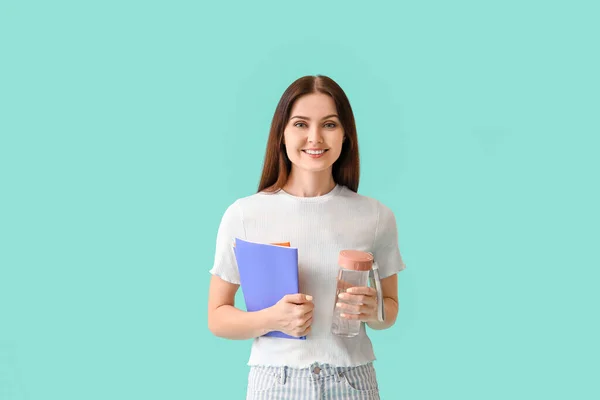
[{"xmin": 290, "ymin": 93, "xmax": 338, "ymax": 117}]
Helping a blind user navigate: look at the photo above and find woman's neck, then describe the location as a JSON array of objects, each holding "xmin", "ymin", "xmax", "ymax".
[{"xmin": 282, "ymin": 168, "xmax": 336, "ymax": 197}]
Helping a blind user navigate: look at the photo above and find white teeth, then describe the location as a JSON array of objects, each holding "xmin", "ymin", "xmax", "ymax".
[{"xmin": 304, "ymin": 149, "xmax": 325, "ymax": 155}]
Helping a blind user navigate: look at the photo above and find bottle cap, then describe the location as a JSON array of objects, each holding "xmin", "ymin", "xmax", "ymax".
[{"xmin": 338, "ymin": 250, "xmax": 373, "ymax": 271}]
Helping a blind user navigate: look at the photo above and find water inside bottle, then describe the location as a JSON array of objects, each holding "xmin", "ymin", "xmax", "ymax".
[
  {"xmin": 331, "ymin": 287, "xmax": 362, "ymax": 337},
  {"xmin": 331, "ymin": 269, "xmax": 369, "ymax": 337}
]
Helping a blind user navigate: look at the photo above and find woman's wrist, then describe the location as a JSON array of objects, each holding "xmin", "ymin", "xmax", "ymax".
[
  {"xmin": 366, "ymin": 297, "xmax": 398, "ymax": 330},
  {"xmin": 256, "ymin": 307, "xmax": 277, "ymax": 336}
]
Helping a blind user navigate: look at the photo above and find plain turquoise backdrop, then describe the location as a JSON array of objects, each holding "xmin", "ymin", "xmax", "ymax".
[{"xmin": 1, "ymin": 0, "xmax": 599, "ymax": 399}]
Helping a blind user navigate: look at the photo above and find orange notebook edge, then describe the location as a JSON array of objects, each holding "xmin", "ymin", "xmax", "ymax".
[{"xmin": 233, "ymin": 241, "xmax": 290, "ymax": 248}]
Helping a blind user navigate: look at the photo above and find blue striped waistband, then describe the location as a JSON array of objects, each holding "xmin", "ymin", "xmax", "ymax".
[{"xmin": 250, "ymin": 361, "xmax": 374, "ymax": 381}]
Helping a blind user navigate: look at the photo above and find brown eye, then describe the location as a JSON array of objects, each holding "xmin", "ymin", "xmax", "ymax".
[
  {"xmin": 294, "ymin": 122, "xmax": 307, "ymax": 128},
  {"xmin": 324, "ymin": 122, "xmax": 337, "ymax": 128}
]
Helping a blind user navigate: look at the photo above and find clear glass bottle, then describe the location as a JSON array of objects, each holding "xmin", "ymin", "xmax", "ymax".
[{"xmin": 331, "ymin": 250, "xmax": 384, "ymax": 337}]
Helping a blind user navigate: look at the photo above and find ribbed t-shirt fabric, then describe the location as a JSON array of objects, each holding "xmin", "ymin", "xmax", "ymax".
[{"xmin": 209, "ymin": 184, "xmax": 407, "ymax": 367}]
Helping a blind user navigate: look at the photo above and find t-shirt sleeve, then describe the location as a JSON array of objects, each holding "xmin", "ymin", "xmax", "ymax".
[
  {"xmin": 372, "ymin": 201, "xmax": 407, "ymax": 279},
  {"xmin": 208, "ymin": 201, "xmax": 245, "ymax": 285}
]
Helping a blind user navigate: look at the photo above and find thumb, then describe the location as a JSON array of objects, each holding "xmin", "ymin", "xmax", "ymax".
[{"xmin": 284, "ymin": 293, "xmax": 313, "ymax": 304}]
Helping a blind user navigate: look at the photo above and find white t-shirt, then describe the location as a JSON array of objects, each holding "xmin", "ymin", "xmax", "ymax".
[{"xmin": 209, "ymin": 184, "xmax": 407, "ymax": 367}]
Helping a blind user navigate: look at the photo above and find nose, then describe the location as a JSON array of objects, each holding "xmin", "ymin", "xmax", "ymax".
[{"xmin": 307, "ymin": 126, "xmax": 324, "ymax": 144}]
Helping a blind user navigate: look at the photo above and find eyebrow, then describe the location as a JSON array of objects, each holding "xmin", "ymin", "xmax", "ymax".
[{"xmin": 290, "ymin": 114, "xmax": 339, "ymax": 121}]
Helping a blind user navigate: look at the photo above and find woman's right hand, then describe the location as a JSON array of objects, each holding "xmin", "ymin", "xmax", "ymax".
[{"xmin": 267, "ymin": 293, "xmax": 314, "ymax": 337}]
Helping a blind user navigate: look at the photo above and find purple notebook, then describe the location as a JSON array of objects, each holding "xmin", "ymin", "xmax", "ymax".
[{"xmin": 233, "ymin": 237, "xmax": 306, "ymax": 340}]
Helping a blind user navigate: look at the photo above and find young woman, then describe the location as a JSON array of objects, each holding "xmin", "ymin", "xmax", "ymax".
[{"xmin": 207, "ymin": 75, "xmax": 407, "ymax": 399}]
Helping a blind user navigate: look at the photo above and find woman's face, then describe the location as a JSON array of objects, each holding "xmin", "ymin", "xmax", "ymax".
[{"xmin": 283, "ymin": 93, "xmax": 345, "ymax": 174}]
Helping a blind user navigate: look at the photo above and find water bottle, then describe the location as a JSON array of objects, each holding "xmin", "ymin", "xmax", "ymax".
[{"xmin": 331, "ymin": 250, "xmax": 384, "ymax": 337}]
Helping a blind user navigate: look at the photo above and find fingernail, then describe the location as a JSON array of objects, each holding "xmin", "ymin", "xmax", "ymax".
[
  {"xmin": 306, "ymin": 295, "xmax": 313, "ymax": 301},
  {"xmin": 336, "ymin": 302, "xmax": 342, "ymax": 308},
  {"xmin": 338, "ymin": 293, "xmax": 347, "ymax": 299}
]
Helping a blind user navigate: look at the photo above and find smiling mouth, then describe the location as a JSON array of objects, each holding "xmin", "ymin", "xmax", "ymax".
[{"xmin": 302, "ymin": 149, "xmax": 328, "ymax": 155}]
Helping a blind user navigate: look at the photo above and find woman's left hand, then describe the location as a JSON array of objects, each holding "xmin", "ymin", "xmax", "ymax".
[{"xmin": 336, "ymin": 286, "xmax": 378, "ymax": 322}]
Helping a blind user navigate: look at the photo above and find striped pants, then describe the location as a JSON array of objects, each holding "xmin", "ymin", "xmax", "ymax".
[{"xmin": 246, "ymin": 361, "xmax": 380, "ymax": 399}]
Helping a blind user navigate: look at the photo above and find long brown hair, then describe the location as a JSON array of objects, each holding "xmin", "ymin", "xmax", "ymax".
[{"xmin": 257, "ymin": 75, "xmax": 360, "ymax": 193}]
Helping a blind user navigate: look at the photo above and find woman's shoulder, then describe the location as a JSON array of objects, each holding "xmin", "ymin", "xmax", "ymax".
[
  {"xmin": 342, "ymin": 188, "xmax": 398, "ymax": 223},
  {"xmin": 341, "ymin": 186, "xmax": 390, "ymax": 208}
]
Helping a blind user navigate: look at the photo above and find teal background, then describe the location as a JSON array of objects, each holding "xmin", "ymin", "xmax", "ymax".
[{"xmin": 1, "ymin": 0, "xmax": 598, "ymax": 399}]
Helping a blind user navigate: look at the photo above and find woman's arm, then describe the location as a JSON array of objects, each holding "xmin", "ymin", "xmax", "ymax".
[
  {"xmin": 366, "ymin": 274, "xmax": 399, "ymax": 330},
  {"xmin": 207, "ymin": 275, "xmax": 315, "ymax": 340},
  {"xmin": 207, "ymin": 275, "xmax": 275, "ymax": 340}
]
